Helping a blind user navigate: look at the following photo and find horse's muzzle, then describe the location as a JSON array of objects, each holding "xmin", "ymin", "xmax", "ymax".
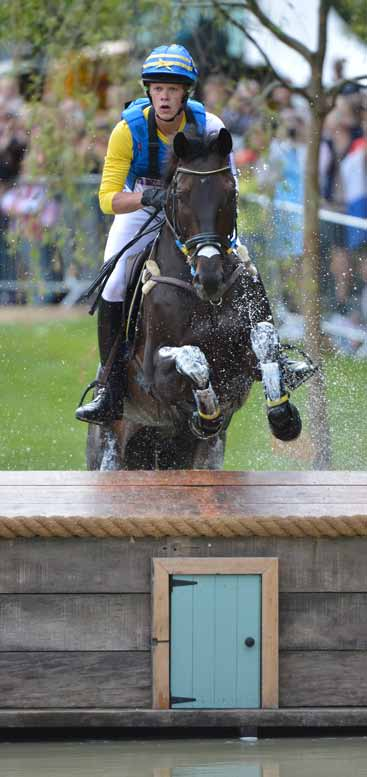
[{"xmin": 193, "ymin": 253, "xmax": 225, "ymax": 302}]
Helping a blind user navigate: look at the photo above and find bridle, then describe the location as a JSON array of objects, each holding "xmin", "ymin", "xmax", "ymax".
[
  {"xmin": 144, "ymin": 162, "xmax": 244, "ymax": 305},
  {"xmin": 164, "ymin": 164, "xmax": 238, "ymax": 268}
]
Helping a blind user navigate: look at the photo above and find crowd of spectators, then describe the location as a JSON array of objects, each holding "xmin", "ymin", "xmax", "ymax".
[
  {"xmin": 0, "ymin": 75, "xmax": 114, "ymax": 305},
  {"xmin": 0, "ymin": 63, "xmax": 366, "ymax": 355}
]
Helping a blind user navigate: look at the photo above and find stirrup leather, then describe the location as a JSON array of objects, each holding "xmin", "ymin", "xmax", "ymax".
[{"xmin": 77, "ymin": 379, "xmax": 108, "ymax": 409}]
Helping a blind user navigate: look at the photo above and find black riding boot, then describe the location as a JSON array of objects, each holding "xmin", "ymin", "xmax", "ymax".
[{"xmin": 75, "ymin": 299, "xmax": 125, "ymax": 425}]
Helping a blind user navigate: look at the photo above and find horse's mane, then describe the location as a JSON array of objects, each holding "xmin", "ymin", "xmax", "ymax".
[{"xmin": 164, "ymin": 127, "xmax": 223, "ymax": 185}]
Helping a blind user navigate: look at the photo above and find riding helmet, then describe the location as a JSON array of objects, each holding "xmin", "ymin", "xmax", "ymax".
[{"xmin": 141, "ymin": 45, "xmax": 199, "ymax": 86}]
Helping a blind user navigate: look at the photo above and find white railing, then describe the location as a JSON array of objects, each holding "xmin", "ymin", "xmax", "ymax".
[{"xmin": 242, "ymin": 192, "xmax": 367, "ymax": 229}]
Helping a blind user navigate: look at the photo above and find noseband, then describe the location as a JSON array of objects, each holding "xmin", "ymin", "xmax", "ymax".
[{"xmin": 165, "ymin": 164, "xmax": 237, "ymax": 265}]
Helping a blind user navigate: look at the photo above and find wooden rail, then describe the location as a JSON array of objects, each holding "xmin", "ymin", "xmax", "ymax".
[{"xmin": 1, "ymin": 471, "xmax": 367, "ymax": 539}]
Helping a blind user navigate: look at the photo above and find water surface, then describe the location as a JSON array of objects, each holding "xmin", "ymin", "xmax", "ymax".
[{"xmin": 1, "ymin": 737, "xmax": 367, "ymax": 777}]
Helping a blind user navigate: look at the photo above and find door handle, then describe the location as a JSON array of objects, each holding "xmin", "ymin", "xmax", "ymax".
[{"xmin": 244, "ymin": 637, "xmax": 255, "ymax": 647}]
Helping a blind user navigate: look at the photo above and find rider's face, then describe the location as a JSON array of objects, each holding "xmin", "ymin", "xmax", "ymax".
[{"xmin": 149, "ymin": 83, "xmax": 186, "ymax": 120}]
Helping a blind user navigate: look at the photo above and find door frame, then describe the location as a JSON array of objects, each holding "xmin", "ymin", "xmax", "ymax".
[{"xmin": 152, "ymin": 557, "xmax": 278, "ymax": 709}]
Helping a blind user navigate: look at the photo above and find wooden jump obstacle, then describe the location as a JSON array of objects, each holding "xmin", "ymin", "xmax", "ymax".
[{"xmin": 1, "ymin": 470, "xmax": 367, "ymax": 730}]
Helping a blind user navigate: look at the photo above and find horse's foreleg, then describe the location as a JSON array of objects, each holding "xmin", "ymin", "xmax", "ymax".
[
  {"xmin": 250, "ymin": 321, "xmax": 302, "ymax": 441},
  {"xmin": 99, "ymin": 419, "xmax": 140, "ymax": 471},
  {"xmin": 100, "ymin": 428, "xmax": 122, "ymax": 471},
  {"xmin": 158, "ymin": 345, "xmax": 223, "ymax": 438},
  {"xmin": 192, "ymin": 430, "xmax": 227, "ymax": 469},
  {"xmin": 250, "ymin": 321, "xmax": 284, "ymax": 403}
]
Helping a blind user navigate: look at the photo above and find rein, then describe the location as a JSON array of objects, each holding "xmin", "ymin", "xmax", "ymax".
[
  {"xmin": 176, "ymin": 165, "xmax": 231, "ymax": 175},
  {"xmin": 145, "ymin": 263, "xmax": 245, "ymax": 303}
]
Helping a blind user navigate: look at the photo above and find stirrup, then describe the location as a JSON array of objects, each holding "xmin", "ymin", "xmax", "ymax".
[
  {"xmin": 279, "ymin": 344, "xmax": 318, "ymax": 391},
  {"xmin": 77, "ymin": 379, "xmax": 106, "ymax": 408}
]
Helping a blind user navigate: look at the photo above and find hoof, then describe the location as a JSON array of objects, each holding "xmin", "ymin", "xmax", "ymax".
[{"xmin": 268, "ymin": 401, "xmax": 302, "ymax": 442}]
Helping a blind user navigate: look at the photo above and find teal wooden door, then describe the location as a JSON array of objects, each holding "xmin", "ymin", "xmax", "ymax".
[{"xmin": 170, "ymin": 574, "xmax": 261, "ymax": 708}]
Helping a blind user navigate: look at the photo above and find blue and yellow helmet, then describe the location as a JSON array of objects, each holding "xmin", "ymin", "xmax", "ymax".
[{"xmin": 141, "ymin": 45, "xmax": 199, "ymax": 86}]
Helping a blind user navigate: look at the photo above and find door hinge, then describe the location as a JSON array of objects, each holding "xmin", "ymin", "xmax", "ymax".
[
  {"xmin": 170, "ymin": 577, "xmax": 198, "ymax": 590},
  {"xmin": 171, "ymin": 695, "xmax": 197, "ymax": 704}
]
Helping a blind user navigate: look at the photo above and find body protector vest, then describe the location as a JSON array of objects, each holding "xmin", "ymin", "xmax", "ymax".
[{"xmin": 121, "ymin": 97, "xmax": 206, "ymax": 190}]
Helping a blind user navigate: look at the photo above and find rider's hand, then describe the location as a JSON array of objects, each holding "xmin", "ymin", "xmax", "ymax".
[{"xmin": 141, "ymin": 187, "xmax": 166, "ymax": 211}]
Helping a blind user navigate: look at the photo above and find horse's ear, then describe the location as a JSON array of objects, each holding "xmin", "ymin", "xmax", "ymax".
[
  {"xmin": 173, "ymin": 132, "xmax": 190, "ymax": 159},
  {"xmin": 216, "ymin": 127, "xmax": 233, "ymax": 157}
]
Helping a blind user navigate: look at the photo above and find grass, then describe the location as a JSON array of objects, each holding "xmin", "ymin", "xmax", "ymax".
[
  {"xmin": 0, "ymin": 313, "xmax": 366, "ymax": 470},
  {"xmin": 0, "ymin": 315, "xmax": 97, "ymax": 470}
]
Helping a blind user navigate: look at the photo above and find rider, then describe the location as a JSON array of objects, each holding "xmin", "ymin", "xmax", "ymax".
[
  {"xmin": 75, "ymin": 43, "xmax": 237, "ymax": 425},
  {"xmin": 75, "ymin": 43, "xmax": 313, "ymax": 437}
]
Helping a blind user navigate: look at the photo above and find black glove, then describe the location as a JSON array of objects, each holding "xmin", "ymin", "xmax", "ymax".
[{"xmin": 141, "ymin": 187, "xmax": 166, "ymax": 211}]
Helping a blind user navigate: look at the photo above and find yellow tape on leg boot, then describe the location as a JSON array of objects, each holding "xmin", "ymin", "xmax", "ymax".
[
  {"xmin": 266, "ymin": 394, "xmax": 289, "ymax": 409},
  {"xmin": 198, "ymin": 407, "xmax": 222, "ymax": 421}
]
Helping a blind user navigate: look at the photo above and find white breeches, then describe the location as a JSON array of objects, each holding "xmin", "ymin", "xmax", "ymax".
[{"xmin": 102, "ymin": 209, "xmax": 162, "ymax": 302}]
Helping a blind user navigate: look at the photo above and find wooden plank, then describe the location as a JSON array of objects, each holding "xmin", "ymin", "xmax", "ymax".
[
  {"xmin": 0, "ymin": 538, "xmax": 156, "ymax": 593},
  {"xmin": 262, "ymin": 563, "xmax": 279, "ymax": 708},
  {"xmin": 1, "ymin": 471, "xmax": 366, "ymax": 486},
  {"xmin": 0, "ymin": 652, "xmax": 151, "ymax": 708},
  {"xmin": 2, "ymin": 485, "xmax": 367, "ymax": 520},
  {"xmin": 2, "ymin": 707, "xmax": 367, "ymax": 728},
  {"xmin": 157, "ymin": 558, "xmax": 278, "ymax": 576},
  {"xmin": 0, "ymin": 594, "xmax": 150, "ymax": 651},
  {"xmin": 152, "ymin": 560, "xmax": 170, "ymax": 642},
  {"xmin": 279, "ymin": 651, "xmax": 367, "ymax": 706},
  {"xmin": 235, "ymin": 575, "xmax": 262, "ymax": 707},
  {"xmin": 280, "ymin": 593, "xmax": 367, "ymax": 650},
  {"xmin": 2, "ymin": 537, "xmax": 367, "ymax": 593},
  {"xmin": 2, "ymin": 475, "xmax": 367, "ymax": 537},
  {"xmin": 152, "ymin": 642, "xmax": 170, "ymax": 710}
]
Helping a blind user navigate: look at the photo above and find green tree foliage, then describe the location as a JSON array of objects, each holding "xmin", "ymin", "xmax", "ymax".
[
  {"xmin": 1, "ymin": 0, "xmax": 134, "ymax": 55},
  {"xmin": 0, "ymin": 0, "xmax": 171, "ymax": 275},
  {"xmin": 332, "ymin": 0, "xmax": 367, "ymax": 40}
]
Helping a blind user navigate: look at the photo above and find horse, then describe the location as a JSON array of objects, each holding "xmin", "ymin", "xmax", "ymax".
[{"xmin": 86, "ymin": 127, "xmax": 298, "ymax": 471}]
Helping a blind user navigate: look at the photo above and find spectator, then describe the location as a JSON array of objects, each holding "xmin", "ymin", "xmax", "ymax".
[
  {"xmin": 0, "ymin": 101, "xmax": 28, "ymax": 304},
  {"xmin": 265, "ymin": 109, "xmax": 309, "ymax": 312},
  {"xmin": 332, "ymin": 57, "xmax": 346, "ymax": 83},
  {"xmin": 320, "ymin": 91, "xmax": 366, "ymax": 316},
  {"xmin": 201, "ymin": 74, "xmax": 233, "ymax": 116},
  {"xmin": 267, "ymin": 83, "xmax": 293, "ymax": 114},
  {"xmin": 236, "ymin": 115, "xmax": 273, "ymax": 270},
  {"xmin": 221, "ymin": 79, "xmax": 260, "ymax": 151},
  {"xmin": 1, "ymin": 107, "xmax": 64, "ymax": 304},
  {"xmin": 235, "ymin": 114, "xmax": 272, "ymax": 170}
]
